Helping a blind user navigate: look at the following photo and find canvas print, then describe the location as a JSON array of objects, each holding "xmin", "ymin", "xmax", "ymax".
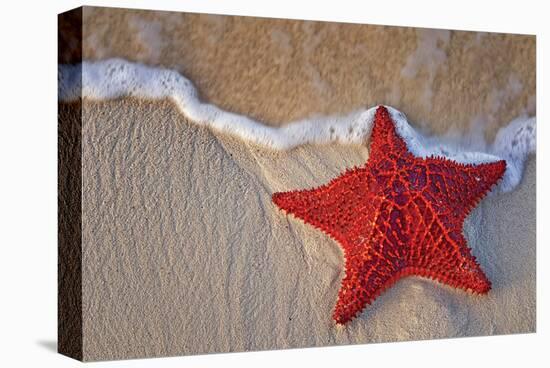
[{"xmin": 58, "ymin": 6, "xmax": 536, "ymax": 361}]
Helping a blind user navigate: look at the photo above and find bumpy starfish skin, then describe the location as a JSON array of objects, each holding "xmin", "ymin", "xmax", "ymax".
[{"xmin": 272, "ymin": 106, "xmax": 506, "ymax": 325}]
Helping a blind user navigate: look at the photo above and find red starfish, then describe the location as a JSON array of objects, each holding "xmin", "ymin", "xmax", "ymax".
[{"xmin": 272, "ymin": 106, "xmax": 506, "ymax": 325}]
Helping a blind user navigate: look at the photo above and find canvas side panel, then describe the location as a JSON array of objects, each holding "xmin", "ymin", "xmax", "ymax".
[{"xmin": 58, "ymin": 6, "xmax": 83, "ymax": 361}]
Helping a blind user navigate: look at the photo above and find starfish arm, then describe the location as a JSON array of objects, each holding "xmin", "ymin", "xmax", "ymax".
[
  {"xmin": 459, "ymin": 160, "xmax": 507, "ymax": 211},
  {"xmin": 405, "ymin": 191, "xmax": 492, "ymax": 293},
  {"xmin": 422, "ymin": 158, "xmax": 506, "ymax": 219},
  {"xmin": 412, "ymin": 231, "xmax": 491, "ymax": 293},
  {"xmin": 368, "ymin": 106, "xmax": 410, "ymax": 162},
  {"xmin": 272, "ymin": 166, "xmax": 373, "ymax": 243},
  {"xmin": 333, "ymin": 247, "xmax": 401, "ymax": 324}
]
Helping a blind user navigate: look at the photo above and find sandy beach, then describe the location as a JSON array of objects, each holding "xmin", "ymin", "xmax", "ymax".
[{"xmin": 58, "ymin": 98, "xmax": 535, "ymax": 360}]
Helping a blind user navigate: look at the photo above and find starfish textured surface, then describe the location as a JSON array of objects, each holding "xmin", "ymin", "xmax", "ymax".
[{"xmin": 272, "ymin": 106, "xmax": 506, "ymax": 325}]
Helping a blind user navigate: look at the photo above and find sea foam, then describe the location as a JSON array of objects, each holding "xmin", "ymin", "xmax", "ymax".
[{"xmin": 58, "ymin": 58, "xmax": 536, "ymax": 193}]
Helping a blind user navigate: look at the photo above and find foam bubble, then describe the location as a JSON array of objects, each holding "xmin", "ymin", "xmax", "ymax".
[{"xmin": 58, "ymin": 58, "xmax": 536, "ymax": 193}]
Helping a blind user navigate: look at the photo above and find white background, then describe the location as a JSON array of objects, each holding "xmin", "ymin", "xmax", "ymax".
[{"xmin": 0, "ymin": 0, "xmax": 547, "ymax": 366}]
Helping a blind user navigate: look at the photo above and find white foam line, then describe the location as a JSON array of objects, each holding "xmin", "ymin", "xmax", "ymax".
[{"xmin": 58, "ymin": 58, "xmax": 536, "ymax": 193}]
